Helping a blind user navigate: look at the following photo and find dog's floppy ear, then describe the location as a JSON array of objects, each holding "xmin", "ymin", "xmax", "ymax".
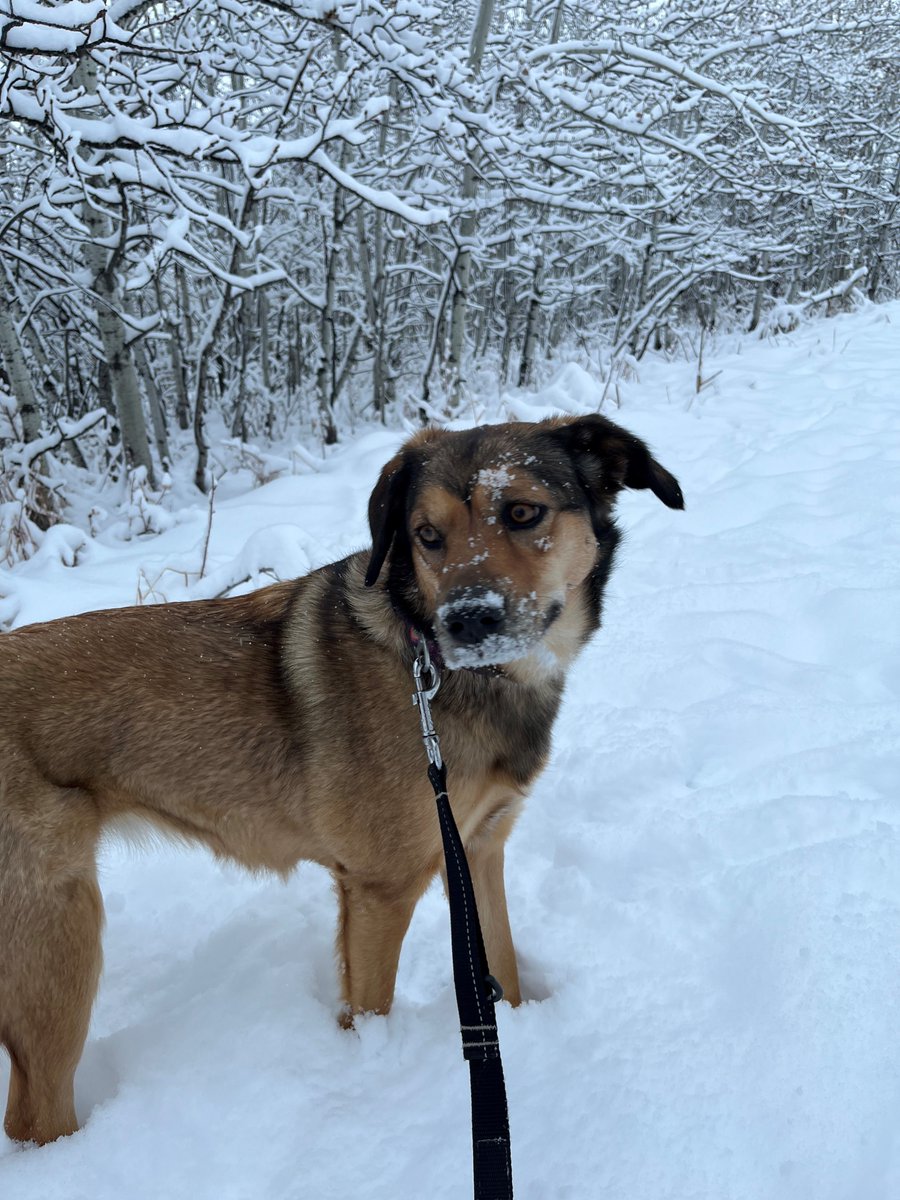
[
  {"xmin": 554, "ymin": 414, "xmax": 684, "ymax": 510},
  {"xmin": 364, "ymin": 452, "xmax": 416, "ymax": 587}
]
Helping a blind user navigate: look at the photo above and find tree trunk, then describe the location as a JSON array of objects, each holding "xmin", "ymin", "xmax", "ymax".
[
  {"xmin": 3, "ymin": 262, "xmax": 59, "ymax": 419},
  {"xmin": 0, "ymin": 285, "xmax": 42, "ymax": 444},
  {"xmin": 74, "ymin": 56, "xmax": 155, "ymax": 483},
  {"xmin": 87, "ymin": 255, "xmax": 156, "ymax": 482},
  {"xmin": 316, "ymin": 201, "xmax": 342, "ymax": 445},
  {"xmin": 0, "ymin": 276, "xmax": 58, "ymax": 527},
  {"xmin": 518, "ymin": 255, "xmax": 544, "ymax": 388},
  {"xmin": 748, "ymin": 251, "xmax": 770, "ymax": 333},
  {"xmin": 446, "ymin": 0, "xmax": 496, "ymax": 408},
  {"xmin": 193, "ymin": 183, "xmax": 257, "ymax": 489},
  {"xmin": 132, "ymin": 340, "xmax": 171, "ymax": 468}
]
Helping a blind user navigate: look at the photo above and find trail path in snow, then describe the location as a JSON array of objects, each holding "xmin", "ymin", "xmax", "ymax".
[{"xmin": 2, "ymin": 304, "xmax": 899, "ymax": 1199}]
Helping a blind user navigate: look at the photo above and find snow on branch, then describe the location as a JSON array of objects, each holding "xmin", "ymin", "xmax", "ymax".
[
  {"xmin": 803, "ymin": 267, "xmax": 868, "ymax": 307},
  {"xmin": 11, "ymin": 409, "xmax": 109, "ymax": 474},
  {"xmin": 1, "ymin": 0, "xmax": 898, "ymax": 476},
  {"xmin": 524, "ymin": 39, "xmax": 806, "ymax": 133},
  {"xmin": 0, "ymin": 0, "xmax": 127, "ymax": 52}
]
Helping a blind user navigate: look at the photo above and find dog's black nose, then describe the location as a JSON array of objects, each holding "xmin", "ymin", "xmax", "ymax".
[{"xmin": 441, "ymin": 595, "xmax": 506, "ymax": 646}]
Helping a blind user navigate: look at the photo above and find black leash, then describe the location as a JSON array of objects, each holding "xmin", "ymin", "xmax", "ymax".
[{"xmin": 412, "ymin": 639, "xmax": 514, "ymax": 1200}]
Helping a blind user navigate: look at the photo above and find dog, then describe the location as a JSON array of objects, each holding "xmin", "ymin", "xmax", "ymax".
[{"xmin": 0, "ymin": 414, "xmax": 682, "ymax": 1145}]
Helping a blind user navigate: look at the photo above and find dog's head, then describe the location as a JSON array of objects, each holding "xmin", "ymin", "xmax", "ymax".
[{"xmin": 365, "ymin": 416, "xmax": 683, "ymax": 673}]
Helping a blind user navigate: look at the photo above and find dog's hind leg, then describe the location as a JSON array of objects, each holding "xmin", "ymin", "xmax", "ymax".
[
  {"xmin": 1, "ymin": 790, "xmax": 103, "ymax": 1145},
  {"xmin": 335, "ymin": 875, "xmax": 422, "ymax": 1024}
]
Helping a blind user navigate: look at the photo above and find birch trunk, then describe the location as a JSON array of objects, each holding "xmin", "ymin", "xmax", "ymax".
[
  {"xmin": 356, "ymin": 208, "xmax": 385, "ymax": 418},
  {"xmin": 74, "ymin": 56, "xmax": 155, "ymax": 483},
  {"xmin": 0, "ymin": 287, "xmax": 42, "ymax": 445},
  {"xmin": 258, "ymin": 286, "xmax": 271, "ymax": 393},
  {"xmin": 85, "ymin": 239, "xmax": 156, "ymax": 482},
  {"xmin": 867, "ymin": 157, "xmax": 900, "ymax": 300},
  {"xmin": 232, "ymin": 287, "xmax": 251, "ymax": 440},
  {"xmin": 155, "ymin": 269, "xmax": 192, "ymax": 431},
  {"xmin": 356, "ymin": 81, "xmax": 395, "ymax": 420},
  {"xmin": 170, "ymin": 325, "xmax": 192, "ymax": 432},
  {"xmin": 193, "ymin": 185, "xmax": 255, "ymax": 489},
  {"xmin": 748, "ymin": 251, "xmax": 770, "ymax": 333},
  {"xmin": 132, "ymin": 341, "xmax": 171, "ymax": 467},
  {"xmin": 314, "ymin": 35, "xmax": 353, "ymax": 444},
  {"xmin": 3, "ymin": 262, "xmax": 59, "ymax": 418},
  {"xmin": 549, "ymin": 0, "xmax": 566, "ymax": 40},
  {"xmin": 315, "ymin": 202, "xmax": 340, "ymax": 445},
  {"xmin": 446, "ymin": 0, "xmax": 496, "ymax": 408},
  {"xmin": 518, "ymin": 255, "xmax": 544, "ymax": 388},
  {"xmin": 0, "ymin": 275, "xmax": 59, "ymax": 526}
]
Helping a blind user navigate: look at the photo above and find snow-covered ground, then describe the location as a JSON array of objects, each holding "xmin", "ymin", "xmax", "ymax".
[{"xmin": 2, "ymin": 303, "xmax": 899, "ymax": 1199}]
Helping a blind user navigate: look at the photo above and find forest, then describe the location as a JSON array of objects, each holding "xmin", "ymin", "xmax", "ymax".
[{"xmin": 2, "ymin": 0, "xmax": 899, "ymax": 555}]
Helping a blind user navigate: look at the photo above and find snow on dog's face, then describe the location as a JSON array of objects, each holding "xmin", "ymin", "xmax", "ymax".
[
  {"xmin": 365, "ymin": 417, "xmax": 683, "ymax": 676},
  {"xmin": 410, "ymin": 456, "xmax": 597, "ymax": 672}
]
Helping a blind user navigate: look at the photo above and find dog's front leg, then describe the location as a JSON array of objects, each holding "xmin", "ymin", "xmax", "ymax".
[
  {"xmin": 463, "ymin": 839, "xmax": 522, "ymax": 1008},
  {"xmin": 334, "ymin": 876, "xmax": 420, "ymax": 1026}
]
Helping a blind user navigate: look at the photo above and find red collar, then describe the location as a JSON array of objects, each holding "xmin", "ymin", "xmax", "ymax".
[{"xmin": 407, "ymin": 624, "xmax": 445, "ymax": 669}]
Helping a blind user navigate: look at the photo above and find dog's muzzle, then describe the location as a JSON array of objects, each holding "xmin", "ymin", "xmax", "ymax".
[{"xmin": 438, "ymin": 588, "xmax": 507, "ymax": 647}]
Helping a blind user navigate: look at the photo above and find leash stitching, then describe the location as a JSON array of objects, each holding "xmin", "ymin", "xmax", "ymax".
[{"xmin": 437, "ymin": 797, "xmax": 487, "ymax": 1027}]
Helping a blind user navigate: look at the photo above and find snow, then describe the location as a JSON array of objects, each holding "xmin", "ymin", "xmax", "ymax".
[
  {"xmin": 436, "ymin": 589, "xmax": 549, "ymax": 670},
  {"xmin": 2, "ymin": 303, "xmax": 900, "ymax": 1198},
  {"xmin": 0, "ymin": 0, "xmax": 110, "ymax": 52},
  {"xmin": 476, "ymin": 464, "xmax": 515, "ymax": 495}
]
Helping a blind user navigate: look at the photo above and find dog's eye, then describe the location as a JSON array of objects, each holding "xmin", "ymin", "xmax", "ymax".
[
  {"xmin": 503, "ymin": 502, "xmax": 546, "ymax": 530},
  {"xmin": 417, "ymin": 524, "xmax": 443, "ymax": 549}
]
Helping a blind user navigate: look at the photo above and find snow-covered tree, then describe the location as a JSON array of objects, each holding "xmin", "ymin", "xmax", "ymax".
[{"xmin": 2, "ymin": 0, "xmax": 899, "ymax": 526}]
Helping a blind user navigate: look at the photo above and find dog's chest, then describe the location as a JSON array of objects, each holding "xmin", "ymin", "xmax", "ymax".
[
  {"xmin": 437, "ymin": 673, "xmax": 558, "ymax": 789},
  {"xmin": 421, "ymin": 675, "xmax": 558, "ymax": 849},
  {"xmin": 445, "ymin": 760, "xmax": 525, "ymax": 847}
]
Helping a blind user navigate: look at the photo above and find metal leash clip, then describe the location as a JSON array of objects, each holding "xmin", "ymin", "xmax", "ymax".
[{"xmin": 412, "ymin": 635, "xmax": 443, "ymax": 770}]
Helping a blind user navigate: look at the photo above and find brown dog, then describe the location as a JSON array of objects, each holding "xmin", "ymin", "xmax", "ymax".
[{"xmin": 0, "ymin": 415, "xmax": 682, "ymax": 1145}]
